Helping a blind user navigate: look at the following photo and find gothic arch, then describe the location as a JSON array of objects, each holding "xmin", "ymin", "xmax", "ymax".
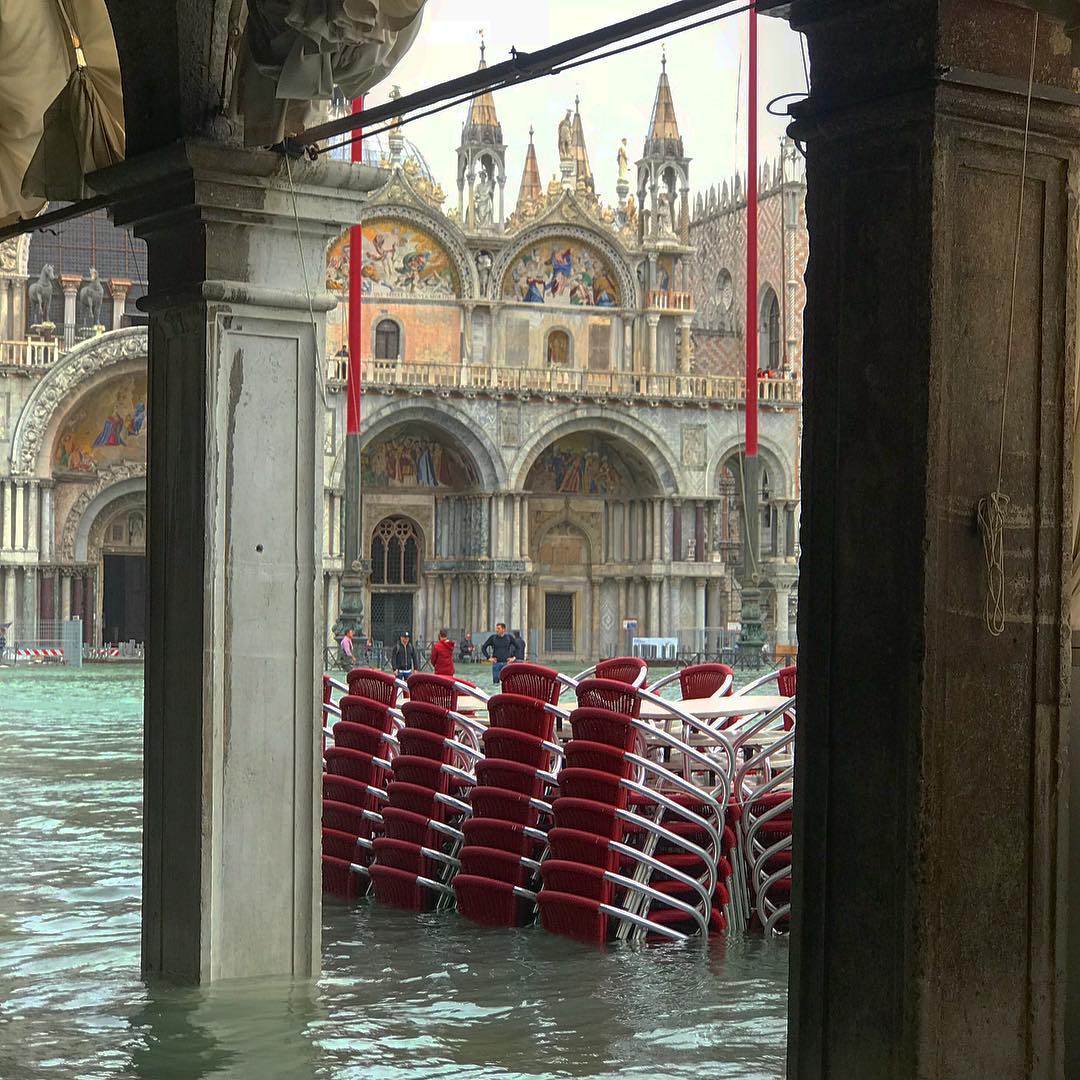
[
  {"xmin": 9, "ymin": 326, "xmax": 146, "ymax": 476},
  {"xmin": 512, "ymin": 410, "xmax": 681, "ymax": 494},
  {"xmin": 61, "ymin": 465, "xmax": 147, "ymax": 563},
  {"xmin": 359, "ymin": 399, "xmax": 507, "ymax": 490},
  {"xmin": 84, "ymin": 488, "xmax": 147, "ymax": 566},
  {"xmin": 492, "ymin": 223, "xmax": 638, "ymax": 311},
  {"xmin": 710, "ymin": 434, "xmax": 794, "ymax": 502}
]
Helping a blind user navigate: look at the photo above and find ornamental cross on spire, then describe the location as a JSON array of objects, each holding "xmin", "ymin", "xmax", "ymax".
[{"xmin": 479, "ymin": 29, "xmax": 485, "ymax": 63}]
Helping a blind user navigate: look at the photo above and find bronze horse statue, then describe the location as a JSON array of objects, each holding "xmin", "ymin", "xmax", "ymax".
[
  {"xmin": 27, "ymin": 264, "xmax": 57, "ymax": 325},
  {"xmin": 78, "ymin": 268, "xmax": 105, "ymax": 326}
]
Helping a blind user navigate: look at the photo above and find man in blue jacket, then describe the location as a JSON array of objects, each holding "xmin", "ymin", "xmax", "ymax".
[{"xmin": 482, "ymin": 622, "xmax": 518, "ymax": 685}]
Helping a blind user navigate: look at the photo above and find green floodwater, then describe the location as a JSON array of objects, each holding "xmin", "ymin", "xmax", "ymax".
[{"xmin": 0, "ymin": 665, "xmax": 789, "ymax": 1080}]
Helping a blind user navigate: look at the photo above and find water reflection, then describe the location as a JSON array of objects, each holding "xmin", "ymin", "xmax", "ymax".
[{"xmin": 1, "ymin": 666, "xmax": 788, "ymax": 1079}]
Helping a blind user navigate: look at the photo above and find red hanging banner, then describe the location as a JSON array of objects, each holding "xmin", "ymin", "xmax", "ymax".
[
  {"xmin": 346, "ymin": 96, "xmax": 364, "ymax": 437},
  {"xmin": 745, "ymin": 3, "xmax": 759, "ymax": 457}
]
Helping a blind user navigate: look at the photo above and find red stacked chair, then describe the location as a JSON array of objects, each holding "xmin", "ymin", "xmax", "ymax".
[
  {"xmin": 322, "ymin": 670, "xmax": 403, "ymax": 900},
  {"xmin": 735, "ymin": 664, "xmax": 796, "ymax": 932},
  {"xmin": 537, "ymin": 674, "xmax": 728, "ymax": 944},
  {"xmin": 594, "ymin": 656, "xmax": 648, "ymax": 687},
  {"xmin": 497, "ymin": 662, "xmax": 565, "ymax": 705},
  {"xmin": 453, "ymin": 677, "xmax": 565, "ymax": 928},
  {"xmin": 368, "ymin": 674, "xmax": 479, "ymax": 913},
  {"xmin": 678, "ymin": 663, "xmax": 734, "ymax": 701}
]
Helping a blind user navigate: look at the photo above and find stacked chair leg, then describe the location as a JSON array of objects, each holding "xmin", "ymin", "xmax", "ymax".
[
  {"xmin": 453, "ymin": 681, "xmax": 567, "ymax": 928},
  {"xmin": 368, "ymin": 674, "xmax": 484, "ymax": 912},
  {"xmin": 536, "ymin": 677, "xmax": 727, "ymax": 944},
  {"xmin": 321, "ymin": 669, "xmax": 404, "ymax": 900}
]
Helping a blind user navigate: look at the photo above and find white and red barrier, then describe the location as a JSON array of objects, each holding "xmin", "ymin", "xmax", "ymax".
[{"xmin": 15, "ymin": 648, "xmax": 64, "ymax": 660}]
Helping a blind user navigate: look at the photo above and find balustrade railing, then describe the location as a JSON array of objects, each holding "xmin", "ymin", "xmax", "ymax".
[
  {"xmin": 332, "ymin": 358, "xmax": 801, "ymax": 405},
  {"xmin": 646, "ymin": 289, "xmax": 694, "ymax": 311},
  {"xmin": 0, "ymin": 338, "xmax": 60, "ymax": 368}
]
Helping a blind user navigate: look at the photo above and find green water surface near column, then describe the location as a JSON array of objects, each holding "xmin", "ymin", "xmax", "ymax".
[{"xmin": 0, "ymin": 665, "xmax": 788, "ymax": 1079}]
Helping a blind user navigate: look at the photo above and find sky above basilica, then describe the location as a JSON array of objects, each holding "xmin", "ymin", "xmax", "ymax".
[{"xmin": 364, "ymin": 0, "xmax": 807, "ymax": 208}]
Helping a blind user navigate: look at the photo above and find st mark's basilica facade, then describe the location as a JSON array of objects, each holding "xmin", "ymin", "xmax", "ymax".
[{"xmin": 0, "ymin": 55, "xmax": 805, "ymax": 661}]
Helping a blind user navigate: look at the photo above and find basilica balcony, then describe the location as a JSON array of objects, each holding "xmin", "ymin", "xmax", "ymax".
[
  {"xmin": 645, "ymin": 288, "xmax": 693, "ymax": 312},
  {"xmin": 0, "ymin": 337, "xmax": 61, "ymax": 371},
  {"xmin": 327, "ymin": 358, "xmax": 801, "ymax": 409}
]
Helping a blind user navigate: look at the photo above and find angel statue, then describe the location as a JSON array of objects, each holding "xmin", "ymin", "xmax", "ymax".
[
  {"xmin": 617, "ymin": 138, "xmax": 629, "ymax": 182},
  {"xmin": 557, "ymin": 110, "xmax": 573, "ymax": 161}
]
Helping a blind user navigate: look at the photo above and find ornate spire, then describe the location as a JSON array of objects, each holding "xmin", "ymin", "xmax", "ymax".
[
  {"xmin": 462, "ymin": 35, "xmax": 502, "ymax": 146},
  {"xmin": 643, "ymin": 54, "xmax": 684, "ymax": 159},
  {"xmin": 571, "ymin": 96, "xmax": 595, "ymax": 196},
  {"xmin": 516, "ymin": 125, "xmax": 543, "ymax": 213}
]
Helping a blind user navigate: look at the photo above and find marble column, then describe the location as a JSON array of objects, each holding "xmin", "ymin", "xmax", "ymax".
[
  {"xmin": 646, "ymin": 313, "xmax": 660, "ymax": 372},
  {"xmin": 38, "ymin": 571, "xmax": 54, "ymax": 632},
  {"xmin": 60, "ymin": 275, "xmax": 80, "ymax": 328},
  {"xmin": 590, "ymin": 580, "xmax": 601, "ymax": 659},
  {"xmin": 672, "ymin": 500, "xmax": 683, "ymax": 562},
  {"xmin": 110, "ymin": 278, "xmax": 131, "ymax": 330},
  {"xmin": 652, "ymin": 499, "xmax": 663, "ymax": 561},
  {"xmin": 442, "ymin": 577, "xmax": 452, "ymax": 629},
  {"xmin": 659, "ymin": 577, "xmax": 670, "ymax": 637},
  {"xmin": 13, "ymin": 481, "xmax": 25, "ymax": 551},
  {"xmin": 26, "ymin": 483, "xmax": 38, "ymax": 555},
  {"xmin": 0, "ymin": 480, "xmax": 10, "ymax": 551},
  {"xmin": 679, "ymin": 315, "xmax": 693, "ymax": 374},
  {"xmin": 648, "ymin": 578, "xmax": 661, "ymax": 638},
  {"xmin": 40, "ymin": 484, "xmax": 53, "ymax": 561},
  {"xmin": 773, "ymin": 584, "xmax": 791, "ymax": 647},
  {"xmin": 512, "ymin": 496, "xmax": 522, "ymax": 559},
  {"xmin": 2, "ymin": 566, "xmax": 15, "ymax": 627},
  {"xmin": 61, "ymin": 572, "xmax": 72, "ymax": 621},
  {"xmin": 83, "ymin": 571, "xmax": 94, "ymax": 645},
  {"xmin": 772, "ymin": 3, "xmax": 1075, "ymax": 1075},
  {"xmin": 694, "ymin": 502, "xmax": 706, "ymax": 563},
  {"xmin": 520, "ymin": 580, "xmax": 530, "ymax": 643},
  {"xmin": 520, "ymin": 497, "xmax": 530, "ymax": 559},
  {"xmin": 694, "ymin": 578, "xmax": 706, "ymax": 632},
  {"xmin": 101, "ymin": 141, "xmax": 387, "ymax": 983},
  {"xmin": 617, "ymin": 579, "xmax": 628, "ymax": 631}
]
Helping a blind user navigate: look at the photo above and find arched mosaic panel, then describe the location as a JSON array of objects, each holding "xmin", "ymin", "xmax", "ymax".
[
  {"xmin": 327, "ymin": 219, "xmax": 458, "ymax": 298},
  {"xmin": 525, "ymin": 434, "xmax": 655, "ymax": 496},
  {"xmin": 502, "ymin": 239, "xmax": 620, "ymax": 308},
  {"xmin": 361, "ymin": 424, "xmax": 478, "ymax": 491},
  {"xmin": 52, "ymin": 372, "xmax": 147, "ymax": 476}
]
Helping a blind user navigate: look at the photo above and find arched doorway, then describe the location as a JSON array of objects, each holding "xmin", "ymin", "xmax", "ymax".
[
  {"xmin": 535, "ymin": 521, "xmax": 591, "ymax": 655},
  {"xmin": 96, "ymin": 502, "xmax": 146, "ymax": 643},
  {"xmin": 368, "ymin": 515, "xmax": 422, "ymax": 647}
]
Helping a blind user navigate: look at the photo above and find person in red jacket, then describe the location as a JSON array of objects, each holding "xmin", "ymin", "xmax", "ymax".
[{"xmin": 430, "ymin": 628, "xmax": 455, "ymax": 677}]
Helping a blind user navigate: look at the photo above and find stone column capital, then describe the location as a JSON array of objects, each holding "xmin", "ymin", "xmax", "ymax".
[{"xmin": 60, "ymin": 274, "xmax": 82, "ymax": 295}]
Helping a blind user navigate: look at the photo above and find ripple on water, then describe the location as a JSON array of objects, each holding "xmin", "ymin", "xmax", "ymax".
[{"xmin": 0, "ymin": 665, "xmax": 788, "ymax": 1079}]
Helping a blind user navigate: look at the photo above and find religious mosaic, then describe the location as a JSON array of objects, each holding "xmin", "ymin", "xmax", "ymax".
[
  {"xmin": 526, "ymin": 435, "xmax": 638, "ymax": 496},
  {"xmin": 362, "ymin": 430, "xmax": 476, "ymax": 490},
  {"xmin": 326, "ymin": 220, "xmax": 457, "ymax": 298},
  {"xmin": 502, "ymin": 241, "xmax": 619, "ymax": 307},
  {"xmin": 53, "ymin": 373, "xmax": 147, "ymax": 474}
]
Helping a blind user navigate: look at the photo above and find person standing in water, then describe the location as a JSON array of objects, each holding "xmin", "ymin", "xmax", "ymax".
[{"xmin": 481, "ymin": 622, "xmax": 516, "ymax": 685}]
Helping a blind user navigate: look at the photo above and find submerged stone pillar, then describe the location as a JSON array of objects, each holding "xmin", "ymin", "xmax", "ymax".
[
  {"xmin": 765, "ymin": 2, "xmax": 1076, "ymax": 1074},
  {"xmin": 98, "ymin": 142, "xmax": 386, "ymax": 983}
]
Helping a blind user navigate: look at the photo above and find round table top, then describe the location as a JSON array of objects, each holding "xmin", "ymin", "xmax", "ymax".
[{"xmin": 638, "ymin": 694, "xmax": 793, "ymax": 721}]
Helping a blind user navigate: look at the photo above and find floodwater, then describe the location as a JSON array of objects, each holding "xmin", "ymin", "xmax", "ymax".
[{"xmin": 0, "ymin": 665, "xmax": 789, "ymax": 1079}]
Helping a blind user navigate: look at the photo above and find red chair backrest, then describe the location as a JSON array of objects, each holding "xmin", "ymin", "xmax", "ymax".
[
  {"xmin": 595, "ymin": 656, "xmax": 647, "ymax": 687},
  {"xmin": 575, "ymin": 677, "xmax": 641, "ymax": 718},
  {"xmin": 401, "ymin": 700, "xmax": 456, "ymax": 737},
  {"xmin": 569, "ymin": 706, "xmax": 638, "ymax": 752},
  {"xmin": 497, "ymin": 662, "xmax": 562, "ymax": 704},
  {"xmin": 346, "ymin": 668, "xmax": 399, "ymax": 706},
  {"xmin": 678, "ymin": 662, "xmax": 734, "ymax": 700},
  {"xmin": 487, "ymin": 693, "xmax": 555, "ymax": 740},
  {"xmin": 339, "ymin": 695, "xmax": 397, "ymax": 734},
  {"xmin": 777, "ymin": 665, "xmax": 797, "ymax": 697},
  {"xmin": 407, "ymin": 673, "xmax": 458, "ymax": 709}
]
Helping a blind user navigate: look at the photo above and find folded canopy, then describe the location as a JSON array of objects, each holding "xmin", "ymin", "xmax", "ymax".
[{"xmin": 0, "ymin": 0, "xmax": 123, "ymax": 227}]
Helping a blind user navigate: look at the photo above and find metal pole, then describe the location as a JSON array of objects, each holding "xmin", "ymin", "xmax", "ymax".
[
  {"xmin": 336, "ymin": 96, "xmax": 366, "ymax": 642},
  {"xmin": 745, "ymin": 1, "xmax": 759, "ymax": 457}
]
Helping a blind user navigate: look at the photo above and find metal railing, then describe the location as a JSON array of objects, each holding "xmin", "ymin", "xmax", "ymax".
[{"xmin": 334, "ymin": 358, "xmax": 801, "ymax": 405}]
